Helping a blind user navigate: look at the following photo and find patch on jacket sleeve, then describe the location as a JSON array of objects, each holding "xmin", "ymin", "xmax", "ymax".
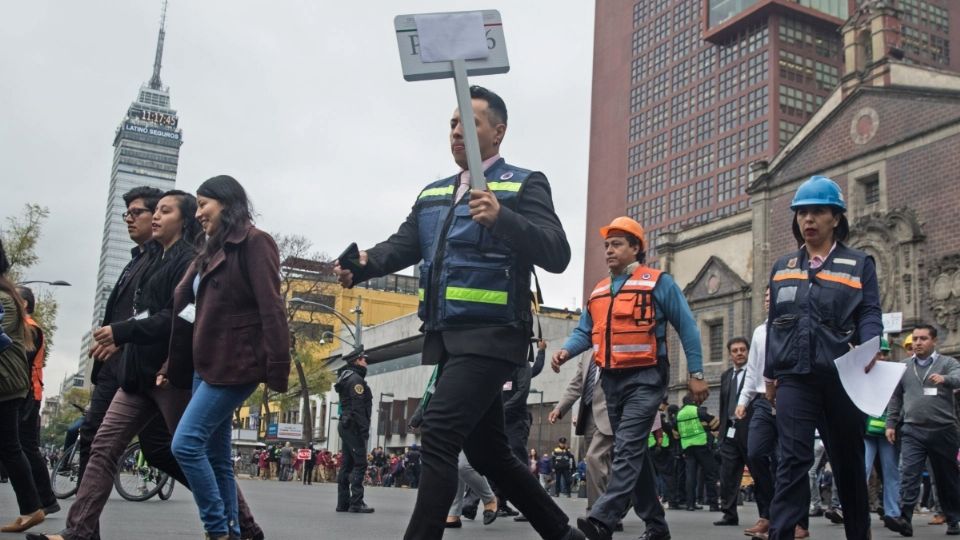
[{"xmin": 354, "ymin": 384, "xmax": 365, "ymax": 395}]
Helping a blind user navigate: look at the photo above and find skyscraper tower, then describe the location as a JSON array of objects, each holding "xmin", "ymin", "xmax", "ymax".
[{"xmin": 77, "ymin": 1, "xmax": 182, "ymax": 388}]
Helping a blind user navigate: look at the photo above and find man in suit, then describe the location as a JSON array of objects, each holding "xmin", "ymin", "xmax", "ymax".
[
  {"xmin": 549, "ymin": 351, "xmax": 613, "ymax": 512},
  {"xmin": 714, "ymin": 337, "xmax": 751, "ymax": 526},
  {"xmin": 334, "ymin": 85, "xmax": 582, "ymax": 540}
]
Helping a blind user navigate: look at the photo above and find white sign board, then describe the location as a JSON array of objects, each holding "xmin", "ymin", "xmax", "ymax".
[
  {"xmin": 277, "ymin": 422, "xmax": 303, "ymax": 440},
  {"xmin": 395, "ymin": 10, "xmax": 509, "ymax": 82},
  {"xmin": 882, "ymin": 312, "xmax": 903, "ymax": 333}
]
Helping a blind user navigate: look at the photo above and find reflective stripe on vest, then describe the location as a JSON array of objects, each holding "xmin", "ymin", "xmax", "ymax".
[
  {"xmin": 676, "ymin": 404, "xmax": 707, "ymax": 449},
  {"xmin": 587, "ymin": 265, "xmax": 662, "ymax": 370},
  {"xmin": 445, "ymin": 286, "xmax": 508, "ymax": 305},
  {"xmin": 866, "ymin": 415, "xmax": 886, "ymax": 436}
]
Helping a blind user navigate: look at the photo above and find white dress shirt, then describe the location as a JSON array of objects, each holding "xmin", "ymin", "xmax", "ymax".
[{"xmin": 739, "ymin": 321, "xmax": 767, "ymax": 408}]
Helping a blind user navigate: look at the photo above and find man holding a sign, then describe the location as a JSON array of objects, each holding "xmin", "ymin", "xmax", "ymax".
[{"xmin": 334, "ymin": 85, "xmax": 575, "ymax": 539}]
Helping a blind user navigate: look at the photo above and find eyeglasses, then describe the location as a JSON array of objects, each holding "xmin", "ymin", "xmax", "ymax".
[{"xmin": 122, "ymin": 208, "xmax": 152, "ymax": 219}]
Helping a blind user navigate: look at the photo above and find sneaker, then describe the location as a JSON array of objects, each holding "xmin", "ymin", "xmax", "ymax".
[{"xmin": 825, "ymin": 507, "xmax": 844, "ymax": 524}]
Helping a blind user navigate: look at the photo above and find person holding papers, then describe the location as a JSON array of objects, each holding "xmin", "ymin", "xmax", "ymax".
[
  {"xmin": 762, "ymin": 176, "xmax": 882, "ymax": 540},
  {"xmin": 886, "ymin": 324, "xmax": 960, "ymax": 536}
]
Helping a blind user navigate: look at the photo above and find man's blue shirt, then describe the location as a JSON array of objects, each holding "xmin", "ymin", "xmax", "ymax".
[{"xmin": 561, "ymin": 271, "xmax": 703, "ymax": 372}]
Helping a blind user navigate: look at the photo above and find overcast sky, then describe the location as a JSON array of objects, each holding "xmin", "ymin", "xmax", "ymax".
[{"xmin": 0, "ymin": 1, "xmax": 595, "ymax": 398}]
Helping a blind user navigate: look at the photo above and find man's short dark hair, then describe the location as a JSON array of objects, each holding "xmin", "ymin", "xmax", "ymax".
[
  {"xmin": 726, "ymin": 337, "xmax": 749, "ymax": 352},
  {"xmin": 122, "ymin": 186, "xmax": 164, "ymax": 213},
  {"xmin": 469, "ymin": 85, "xmax": 507, "ymax": 126},
  {"xmin": 914, "ymin": 324, "xmax": 938, "ymax": 339}
]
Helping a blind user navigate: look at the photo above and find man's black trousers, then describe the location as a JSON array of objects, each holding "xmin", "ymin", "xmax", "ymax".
[
  {"xmin": 718, "ymin": 434, "xmax": 748, "ymax": 521},
  {"xmin": 403, "ymin": 354, "xmax": 569, "ymax": 540},
  {"xmin": 684, "ymin": 445, "xmax": 719, "ymax": 508},
  {"xmin": 337, "ymin": 426, "xmax": 368, "ymax": 509}
]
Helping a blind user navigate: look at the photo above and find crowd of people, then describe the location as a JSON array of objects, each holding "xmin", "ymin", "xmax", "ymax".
[{"xmin": 0, "ymin": 84, "xmax": 958, "ymax": 540}]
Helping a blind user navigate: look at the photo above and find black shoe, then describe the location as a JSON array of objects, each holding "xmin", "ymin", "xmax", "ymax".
[
  {"xmin": 639, "ymin": 529, "xmax": 671, "ymax": 540},
  {"xmin": 576, "ymin": 517, "xmax": 612, "ymax": 540},
  {"xmin": 713, "ymin": 517, "xmax": 739, "ymax": 526},
  {"xmin": 461, "ymin": 505, "xmax": 478, "ymax": 520},
  {"xmin": 335, "ymin": 506, "xmax": 349, "ymax": 512},
  {"xmin": 25, "ymin": 530, "xmax": 74, "ymax": 540},
  {"xmin": 563, "ymin": 526, "xmax": 587, "ymax": 540},
  {"xmin": 348, "ymin": 504, "xmax": 374, "ymax": 513},
  {"xmin": 685, "ymin": 505, "xmax": 702, "ymax": 511},
  {"xmin": 667, "ymin": 503, "xmax": 684, "ymax": 510},
  {"xmin": 824, "ymin": 507, "xmax": 844, "ymax": 524},
  {"xmin": 884, "ymin": 515, "xmax": 912, "ymax": 537},
  {"xmin": 808, "ymin": 507, "xmax": 824, "ymax": 517},
  {"xmin": 709, "ymin": 505, "xmax": 722, "ymax": 512},
  {"xmin": 484, "ymin": 510, "xmax": 498, "ymax": 525},
  {"xmin": 42, "ymin": 502, "xmax": 61, "ymax": 515},
  {"xmin": 947, "ymin": 522, "xmax": 960, "ymax": 536},
  {"xmin": 241, "ymin": 530, "xmax": 265, "ymax": 540},
  {"xmin": 512, "ymin": 515, "xmax": 527, "ymax": 523},
  {"xmin": 613, "ymin": 521, "xmax": 623, "ymax": 532},
  {"xmin": 444, "ymin": 519, "xmax": 462, "ymax": 528},
  {"xmin": 498, "ymin": 506, "xmax": 519, "ymax": 517}
]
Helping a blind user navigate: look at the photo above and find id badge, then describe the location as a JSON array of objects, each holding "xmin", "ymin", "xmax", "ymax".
[
  {"xmin": 502, "ymin": 381, "xmax": 513, "ymax": 391},
  {"xmin": 134, "ymin": 310, "xmax": 149, "ymax": 321},
  {"xmin": 924, "ymin": 387, "xmax": 938, "ymax": 396},
  {"xmin": 727, "ymin": 427, "xmax": 736, "ymax": 439},
  {"xmin": 178, "ymin": 303, "xmax": 196, "ymax": 324}
]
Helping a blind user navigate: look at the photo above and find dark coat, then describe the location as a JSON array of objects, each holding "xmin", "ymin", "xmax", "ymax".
[
  {"xmin": 335, "ymin": 363, "xmax": 372, "ymax": 436},
  {"xmin": 717, "ymin": 366, "xmax": 750, "ymax": 443},
  {"xmin": 111, "ymin": 238, "xmax": 194, "ymax": 393},
  {"xmin": 162, "ymin": 225, "xmax": 290, "ymax": 391},
  {"xmin": 92, "ymin": 245, "xmax": 151, "ymax": 385}
]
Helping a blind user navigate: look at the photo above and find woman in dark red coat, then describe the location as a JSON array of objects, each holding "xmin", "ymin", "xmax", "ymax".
[{"xmin": 164, "ymin": 175, "xmax": 290, "ymax": 540}]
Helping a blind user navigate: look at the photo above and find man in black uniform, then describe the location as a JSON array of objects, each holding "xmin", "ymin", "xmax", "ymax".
[
  {"xmin": 334, "ymin": 353, "xmax": 374, "ymax": 513},
  {"xmin": 334, "ymin": 85, "xmax": 581, "ymax": 540},
  {"xmin": 552, "ymin": 437, "xmax": 576, "ymax": 497}
]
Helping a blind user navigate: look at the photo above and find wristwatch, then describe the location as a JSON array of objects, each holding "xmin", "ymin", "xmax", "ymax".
[{"xmin": 689, "ymin": 371, "xmax": 705, "ymax": 380}]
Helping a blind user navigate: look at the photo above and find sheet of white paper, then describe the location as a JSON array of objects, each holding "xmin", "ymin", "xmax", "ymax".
[
  {"xmin": 834, "ymin": 336, "xmax": 906, "ymax": 417},
  {"xmin": 415, "ymin": 12, "xmax": 489, "ymax": 63}
]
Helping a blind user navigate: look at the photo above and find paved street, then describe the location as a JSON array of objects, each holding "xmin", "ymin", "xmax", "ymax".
[{"xmin": 0, "ymin": 478, "xmax": 951, "ymax": 539}]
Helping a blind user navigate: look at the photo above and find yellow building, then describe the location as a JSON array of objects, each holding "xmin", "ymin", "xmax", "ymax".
[{"xmin": 236, "ymin": 257, "xmax": 419, "ymax": 439}]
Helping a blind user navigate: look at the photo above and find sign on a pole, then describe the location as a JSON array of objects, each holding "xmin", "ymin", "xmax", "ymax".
[
  {"xmin": 277, "ymin": 422, "xmax": 303, "ymax": 440},
  {"xmin": 394, "ymin": 11, "xmax": 509, "ymax": 82},
  {"xmin": 297, "ymin": 449, "xmax": 312, "ymax": 461},
  {"xmin": 882, "ymin": 312, "xmax": 903, "ymax": 333}
]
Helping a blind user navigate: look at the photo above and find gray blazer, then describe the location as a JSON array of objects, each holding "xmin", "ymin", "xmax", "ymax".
[{"xmin": 555, "ymin": 353, "xmax": 611, "ymax": 436}]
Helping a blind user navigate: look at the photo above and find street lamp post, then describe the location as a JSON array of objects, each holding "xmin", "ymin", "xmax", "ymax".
[
  {"xmin": 529, "ymin": 389, "xmax": 545, "ymax": 454},
  {"xmin": 17, "ymin": 280, "xmax": 71, "ymax": 287},
  {"xmin": 378, "ymin": 392, "xmax": 395, "ymax": 450}
]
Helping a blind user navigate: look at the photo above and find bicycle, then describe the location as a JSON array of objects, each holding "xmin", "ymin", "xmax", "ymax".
[
  {"xmin": 51, "ymin": 440, "xmax": 171, "ymax": 502},
  {"xmin": 50, "ymin": 441, "xmax": 81, "ymax": 499}
]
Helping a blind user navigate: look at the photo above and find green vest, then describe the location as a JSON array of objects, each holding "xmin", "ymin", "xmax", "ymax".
[
  {"xmin": 866, "ymin": 412, "xmax": 887, "ymax": 437},
  {"xmin": 676, "ymin": 404, "xmax": 707, "ymax": 450},
  {"xmin": 648, "ymin": 431, "xmax": 670, "ymax": 448}
]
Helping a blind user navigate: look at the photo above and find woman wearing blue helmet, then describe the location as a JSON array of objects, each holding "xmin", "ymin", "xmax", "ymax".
[{"xmin": 760, "ymin": 176, "xmax": 883, "ymax": 540}]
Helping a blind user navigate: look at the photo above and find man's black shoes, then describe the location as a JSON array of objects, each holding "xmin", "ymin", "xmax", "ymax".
[
  {"xmin": 335, "ymin": 506, "xmax": 349, "ymax": 512},
  {"xmin": 713, "ymin": 517, "xmax": 739, "ymax": 526},
  {"xmin": 461, "ymin": 504, "xmax": 478, "ymax": 520},
  {"xmin": 824, "ymin": 507, "xmax": 844, "ymax": 524},
  {"xmin": 947, "ymin": 522, "xmax": 960, "ymax": 536},
  {"xmin": 639, "ymin": 529, "xmax": 671, "ymax": 540},
  {"xmin": 685, "ymin": 505, "xmax": 702, "ymax": 511},
  {"xmin": 577, "ymin": 517, "xmax": 612, "ymax": 540},
  {"xmin": 883, "ymin": 515, "xmax": 912, "ymax": 537},
  {"xmin": 348, "ymin": 504, "xmax": 374, "ymax": 513}
]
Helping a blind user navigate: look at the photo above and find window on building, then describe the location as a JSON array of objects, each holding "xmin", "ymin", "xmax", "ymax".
[
  {"xmin": 708, "ymin": 321, "xmax": 725, "ymax": 363},
  {"xmin": 779, "ymin": 120, "xmax": 802, "ymax": 146},
  {"xmin": 861, "ymin": 174, "xmax": 880, "ymax": 205},
  {"xmin": 295, "ymin": 293, "xmax": 336, "ymax": 312},
  {"xmin": 290, "ymin": 321, "xmax": 335, "ymax": 341}
]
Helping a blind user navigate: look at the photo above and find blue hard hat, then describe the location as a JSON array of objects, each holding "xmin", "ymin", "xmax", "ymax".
[{"xmin": 790, "ymin": 175, "xmax": 846, "ymax": 212}]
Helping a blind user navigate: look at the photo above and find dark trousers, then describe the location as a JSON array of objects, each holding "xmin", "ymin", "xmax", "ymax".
[
  {"xmin": 588, "ymin": 367, "xmax": 667, "ymax": 534},
  {"xmin": 19, "ymin": 398, "xmax": 56, "ymax": 507},
  {"xmin": 303, "ymin": 463, "xmax": 314, "ymax": 485},
  {"xmin": 77, "ymin": 363, "xmax": 121, "ymax": 485},
  {"xmin": 684, "ymin": 445, "xmax": 719, "ymax": 508},
  {"xmin": 403, "ymin": 354, "xmax": 569, "ymax": 540},
  {"xmin": 652, "ymin": 447, "xmax": 676, "ymax": 503},
  {"xmin": 671, "ymin": 450, "xmax": 687, "ymax": 505},
  {"xmin": 899, "ymin": 424, "xmax": 960, "ymax": 523},
  {"xmin": 768, "ymin": 373, "xmax": 869, "ymax": 540},
  {"xmin": 747, "ymin": 398, "xmax": 778, "ymax": 520},
  {"xmin": 337, "ymin": 427, "xmax": 367, "ymax": 509},
  {"xmin": 0, "ymin": 397, "xmax": 41, "ymax": 515},
  {"xmin": 718, "ymin": 431, "xmax": 749, "ymax": 520},
  {"xmin": 554, "ymin": 468, "xmax": 572, "ymax": 496}
]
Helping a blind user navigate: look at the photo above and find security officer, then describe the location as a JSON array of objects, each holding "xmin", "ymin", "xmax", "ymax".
[
  {"xmin": 334, "ymin": 352, "xmax": 374, "ymax": 514},
  {"xmin": 551, "ymin": 437, "xmax": 575, "ymax": 497},
  {"xmin": 554, "ymin": 216, "xmax": 707, "ymax": 540},
  {"xmin": 677, "ymin": 394, "xmax": 720, "ymax": 512},
  {"xmin": 764, "ymin": 176, "xmax": 882, "ymax": 540},
  {"xmin": 334, "ymin": 85, "xmax": 580, "ymax": 540}
]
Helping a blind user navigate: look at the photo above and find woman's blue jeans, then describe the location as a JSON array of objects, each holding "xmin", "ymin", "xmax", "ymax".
[
  {"xmin": 172, "ymin": 375, "xmax": 256, "ymax": 536},
  {"xmin": 864, "ymin": 435, "xmax": 902, "ymax": 518}
]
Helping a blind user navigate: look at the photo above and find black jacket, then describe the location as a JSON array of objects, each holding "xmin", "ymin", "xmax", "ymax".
[
  {"xmin": 111, "ymin": 239, "xmax": 194, "ymax": 393},
  {"xmin": 717, "ymin": 366, "xmax": 750, "ymax": 443},
  {"xmin": 360, "ymin": 170, "xmax": 570, "ymax": 364},
  {"xmin": 92, "ymin": 245, "xmax": 151, "ymax": 385},
  {"xmin": 335, "ymin": 363, "xmax": 372, "ymax": 435}
]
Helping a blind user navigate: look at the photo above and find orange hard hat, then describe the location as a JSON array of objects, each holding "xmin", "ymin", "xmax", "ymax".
[{"xmin": 600, "ymin": 217, "xmax": 645, "ymax": 248}]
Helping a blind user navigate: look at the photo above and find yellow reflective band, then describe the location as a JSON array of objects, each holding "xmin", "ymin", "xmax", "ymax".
[
  {"xmin": 418, "ymin": 186, "xmax": 455, "ymax": 199},
  {"xmin": 486, "ymin": 181, "xmax": 522, "ymax": 192},
  {"xmin": 445, "ymin": 286, "xmax": 508, "ymax": 305},
  {"xmin": 417, "ymin": 288, "xmax": 424, "ymax": 301}
]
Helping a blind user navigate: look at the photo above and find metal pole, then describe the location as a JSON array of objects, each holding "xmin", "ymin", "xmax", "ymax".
[
  {"xmin": 451, "ymin": 58, "xmax": 487, "ymax": 190},
  {"xmin": 538, "ymin": 392, "xmax": 544, "ymax": 455}
]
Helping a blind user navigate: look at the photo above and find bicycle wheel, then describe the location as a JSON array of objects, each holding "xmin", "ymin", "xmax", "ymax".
[
  {"xmin": 114, "ymin": 442, "xmax": 169, "ymax": 502},
  {"xmin": 158, "ymin": 476, "xmax": 175, "ymax": 500},
  {"xmin": 51, "ymin": 443, "xmax": 81, "ymax": 499}
]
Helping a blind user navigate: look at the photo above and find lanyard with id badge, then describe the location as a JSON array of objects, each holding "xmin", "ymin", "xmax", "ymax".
[
  {"xmin": 179, "ymin": 272, "xmax": 200, "ymax": 324},
  {"xmin": 914, "ymin": 358, "xmax": 939, "ymax": 396}
]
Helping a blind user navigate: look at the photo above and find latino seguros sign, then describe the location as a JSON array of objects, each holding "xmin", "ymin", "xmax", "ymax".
[{"xmin": 123, "ymin": 122, "xmax": 180, "ymax": 142}]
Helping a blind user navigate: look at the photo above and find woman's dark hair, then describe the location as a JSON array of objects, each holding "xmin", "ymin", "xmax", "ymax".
[
  {"xmin": 0, "ymin": 238, "xmax": 33, "ymax": 348},
  {"xmin": 15, "ymin": 286, "xmax": 34, "ymax": 314},
  {"xmin": 159, "ymin": 189, "xmax": 203, "ymax": 246},
  {"xmin": 791, "ymin": 207, "xmax": 849, "ymax": 247},
  {"xmin": 195, "ymin": 175, "xmax": 254, "ymax": 271}
]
